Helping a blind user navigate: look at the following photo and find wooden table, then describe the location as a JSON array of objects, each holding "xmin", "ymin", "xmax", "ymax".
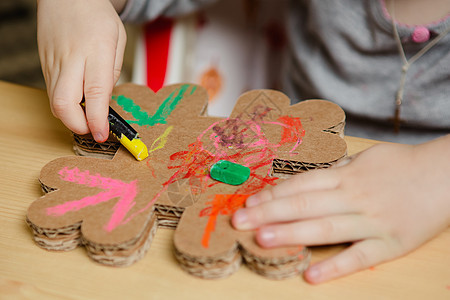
[{"xmin": 1, "ymin": 81, "xmax": 449, "ymax": 299}]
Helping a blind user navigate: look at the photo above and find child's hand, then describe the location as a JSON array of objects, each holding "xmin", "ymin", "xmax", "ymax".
[
  {"xmin": 37, "ymin": 0, "xmax": 127, "ymax": 142},
  {"xmin": 232, "ymin": 135, "xmax": 450, "ymax": 283}
]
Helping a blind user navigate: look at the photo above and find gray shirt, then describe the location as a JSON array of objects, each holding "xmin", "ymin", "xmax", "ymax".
[{"xmin": 121, "ymin": 0, "xmax": 450, "ymax": 144}]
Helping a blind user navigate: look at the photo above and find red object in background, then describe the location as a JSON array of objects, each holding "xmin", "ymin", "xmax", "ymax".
[{"xmin": 144, "ymin": 18, "xmax": 174, "ymax": 92}]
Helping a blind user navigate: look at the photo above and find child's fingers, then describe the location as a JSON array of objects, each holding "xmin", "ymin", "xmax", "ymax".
[
  {"xmin": 39, "ymin": 54, "xmax": 56, "ymax": 95},
  {"xmin": 246, "ymin": 168, "xmax": 342, "ymax": 207},
  {"xmin": 50, "ymin": 59, "xmax": 88, "ymax": 134},
  {"xmin": 113, "ymin": 24, "xmax": 127, "ymax": 84},
  {"xmin": 84, "ymin": 46, "xmax": 116, "ymax": 142},
  {"xmin": 233, "ymin": 189, "xmax": 354, "ymax": 230},
  {"xmin": 44, "ymin": 65, "xmax": 58, "ymax": 105},
  {"xmin": 304, "ymin": 239, "xmax": 390, "ymax": 284},
  {"xmin": 255, "ymin": 214, "xmax": 376, "ymax": 247}
]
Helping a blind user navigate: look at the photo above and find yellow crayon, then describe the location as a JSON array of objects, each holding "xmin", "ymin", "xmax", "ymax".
[
  {"xmin": 108, "ymin": 106, "xmax": 149, "ymax": 161},
  {"xmin": 117, "ymin": 134, "xmax": 149, "ymax": 161},
  {"xmin": 81, "ymin": 100, "xmax": 149, "ymax": 161}
]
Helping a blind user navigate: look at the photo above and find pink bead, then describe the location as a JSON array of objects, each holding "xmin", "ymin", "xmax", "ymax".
[{"xmin": 411, "ymin": 26, "xmax": 431, "ymax": 43}]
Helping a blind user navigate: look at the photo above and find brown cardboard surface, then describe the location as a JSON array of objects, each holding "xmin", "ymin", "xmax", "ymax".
[{"xmin": 26, "ymin": 83, "xmax": 346, "ymax": 279}]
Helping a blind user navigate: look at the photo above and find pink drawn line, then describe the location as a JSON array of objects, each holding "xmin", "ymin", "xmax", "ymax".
[{"xmin": 46, "ymin": 167, "xmax": 138, "ymax": 232}]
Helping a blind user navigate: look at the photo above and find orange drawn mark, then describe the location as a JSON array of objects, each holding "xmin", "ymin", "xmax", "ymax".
[
  {"xmin": 199, "ymin": 194, "xmax": 250, "ymax": 248},
  {"xmin": 146, "ymin": 159, "xmax": 157, "ymax": 178},
  {"xmin": 277, "ymin": 115, "xmax": 305, "ymax": 152},
  {"xmin": 369, "ymin": 266, "xmax": 376, "ymax": 271},
  {"xmin": 199, "ymin": 66, "xmax": 223, "ymax": 102}
]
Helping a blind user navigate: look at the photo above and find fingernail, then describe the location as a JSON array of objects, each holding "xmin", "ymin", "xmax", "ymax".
[
  {"xmin": 306, "ymin": 265, "xmax": 321, "ymax": 283},
  {"xmin": 259, "ymin": 228, "xmax": 275, "ymax": 244},
  {"xmin": 246, "ymin": 195, "xmax": 260, "ymax": 207},
  {"xmin": 93, "ymin": 132, "xmax": 105, "ymax": 142},
  {"xmin": 233, "ymin": 209, "xmax": 251, "ymax": 230}
]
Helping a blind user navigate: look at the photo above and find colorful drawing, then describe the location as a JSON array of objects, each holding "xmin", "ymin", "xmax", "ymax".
[{"xmin": 26, "ymin": 83, "xmax": 347, "ymax": 279}]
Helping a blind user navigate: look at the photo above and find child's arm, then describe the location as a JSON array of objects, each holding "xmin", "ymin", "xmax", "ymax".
[
  {"xmin": 37, "ymin": 0, "xmax": 127, "ymax": 142},
  {"xmin": 232, "ymin": 134, "xmax": 450, "ymax": 283}
]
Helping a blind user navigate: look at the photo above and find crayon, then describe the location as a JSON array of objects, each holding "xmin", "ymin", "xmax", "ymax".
[
  {"xmin": 108, "ymin": 106, "xmax": 149, "ymax": 161},
  {"xmin": 210, "ymin": 160, "xmax": 250, "ymax": 185}
]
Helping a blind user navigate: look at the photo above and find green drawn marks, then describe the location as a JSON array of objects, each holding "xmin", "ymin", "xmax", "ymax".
[{"xmin": 112, "ymin": 84, "xmax": 196, "ymax": 127}]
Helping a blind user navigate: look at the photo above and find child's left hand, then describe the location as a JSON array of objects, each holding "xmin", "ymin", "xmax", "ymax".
[{"xmin": 232, "ymin": 135, "xmax": 450, "ymax": 284}]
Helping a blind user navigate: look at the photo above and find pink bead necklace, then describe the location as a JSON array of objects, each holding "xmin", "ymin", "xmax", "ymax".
[{"xmin": 390, "ymin": 1, "xmax": 450, "ymax": 132}]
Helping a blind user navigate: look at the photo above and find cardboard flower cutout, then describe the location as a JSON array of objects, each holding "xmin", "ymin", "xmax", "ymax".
[{"xmin": 26, "ymin": 83, "xmax": 346, "ymax": 279}]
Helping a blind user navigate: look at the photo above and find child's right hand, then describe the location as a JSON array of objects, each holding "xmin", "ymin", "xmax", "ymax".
[
  {"xmin": 37, "ymin": 0, "xmax": 127, "ymax": 142},
  {"xmin": 232, "ymin": 135, "xmax": 450, "ymax": 283}
]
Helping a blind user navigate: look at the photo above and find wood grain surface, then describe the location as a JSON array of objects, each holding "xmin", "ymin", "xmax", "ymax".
[{"xmin": 1, "ymin": 81, "xmax": 449, "ymax": 300}]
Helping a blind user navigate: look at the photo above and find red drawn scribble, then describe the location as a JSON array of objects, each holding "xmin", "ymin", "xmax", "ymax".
[
  {"xmin": 166, "ymin": 141, "xmax": 216, "ymax": 195},
  {"xmin": 46, "ymin": 167, "xmax": 138, "ymax": 232},
  {"xmin": 164, "ymin": 113, "xmax": 281, "ymax": 198},
  {"xmin": 199, "ymin": 194, "xmax": 250, "ymax": 248}
]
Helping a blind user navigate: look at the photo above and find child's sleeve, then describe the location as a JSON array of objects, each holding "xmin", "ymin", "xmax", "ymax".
[{"xmin": 120, "ymin": 0, "xmax": 218, "ymax": 23}]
